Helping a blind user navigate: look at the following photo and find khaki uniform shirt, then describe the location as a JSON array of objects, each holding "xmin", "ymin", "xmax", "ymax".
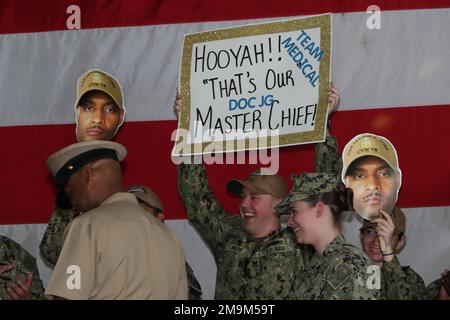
[
  {"xmin": 45, "ymin": 192, "xmax": 188, "ymax": 300},
  {"xmin": 40, "ymin": 206, "xmax": 202, "ymax": 299}
]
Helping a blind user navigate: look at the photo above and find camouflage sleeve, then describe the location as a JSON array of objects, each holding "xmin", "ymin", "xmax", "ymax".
[
  {"xmin": 424, "ymin": 278, "xmax": 442, "ymax": 300},
  {"xmin": 0, "ymin": 237, "xmax": 47, "ymax": 300},
  {"xmin": 186, "ymin": 262, "xmax": 202, "ymax": 300},
  {"xmin": 381, "ymin": 260, "xmax": 426, "ymax": 299},
  {"xmin": 178, "ymin": 163, "xmax": 240, "ymax": 255},
  {"xmin": 245, "ymin": 232, "xmax": 300, "ymax": 300},
  {"xmin": 314, "ymin": 135, "xmax": 342, "ymax": 175},
  {"xmin": 39, "ymin": 206, "xmax": 76, "ymax": 268}
]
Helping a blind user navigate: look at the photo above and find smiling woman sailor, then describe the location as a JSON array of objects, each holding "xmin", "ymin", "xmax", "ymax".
[{"xmin": 276, "ymin": 172, "xmax": 380, "ymax": 300}]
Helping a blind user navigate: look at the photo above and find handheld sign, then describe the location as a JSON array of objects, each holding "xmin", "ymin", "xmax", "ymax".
[{"xmin": 174, "ymin": 14, "xmax": 332, "ymax": 156}]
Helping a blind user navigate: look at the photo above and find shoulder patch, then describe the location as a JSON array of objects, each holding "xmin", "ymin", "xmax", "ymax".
[{"xmin": 327, "ymin": 264, "xmax": 353, "ymax": 290}]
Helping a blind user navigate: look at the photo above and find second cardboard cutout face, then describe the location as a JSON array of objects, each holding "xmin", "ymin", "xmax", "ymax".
[
  {"xmin": 74, "ymin": 69, "xmax": 126, "ymax": 142},
  {"xmin": 341, "ymin": 133, "xmax": 402, "ymax": 221}
]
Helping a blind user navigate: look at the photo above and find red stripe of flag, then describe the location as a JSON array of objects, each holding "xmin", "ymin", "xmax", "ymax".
[
  {"xmin": 0, "ymin": 104, "xmax": 449, "ymax": 225},
  {"xmin": 1, "ymin": 0, "xmax": 450, "ymax": 35}
]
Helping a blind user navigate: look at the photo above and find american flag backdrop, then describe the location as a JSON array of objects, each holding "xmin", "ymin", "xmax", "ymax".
[{"xmin": 0, "ymin": 0, "xmax": 449, "ymax": 299}]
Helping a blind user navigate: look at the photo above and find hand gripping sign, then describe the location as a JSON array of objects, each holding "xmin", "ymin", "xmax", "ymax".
[{"xmin": 173, "ymin": 14, "xmax": 332, "ymax": 156}]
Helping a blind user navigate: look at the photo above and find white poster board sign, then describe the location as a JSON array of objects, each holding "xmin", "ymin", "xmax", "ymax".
[{"xmin": 174, "ymin": 14, "xmax": 332, "ymax": 156}]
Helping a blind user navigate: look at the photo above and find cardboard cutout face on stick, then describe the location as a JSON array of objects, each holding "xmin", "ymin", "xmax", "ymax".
[
  {"xmin": 74, "ymin": 69, "xmax": 126, "ymax": 142},
  {"xmin": 341, "ymin": 133, "xmax": 402, "ymax": 220}
]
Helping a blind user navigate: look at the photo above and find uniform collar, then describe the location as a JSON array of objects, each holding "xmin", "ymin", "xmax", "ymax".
[
  {"xmin": 322, "ymin": 234, "xmax": 346, "ymax": 257},
  {"xmin": 100, "ymin": 192, "xmax": 138, "ymax": 207},
  {"xmin": 249, "ymin": 228, "xmax": 281, "ymax": 242}
]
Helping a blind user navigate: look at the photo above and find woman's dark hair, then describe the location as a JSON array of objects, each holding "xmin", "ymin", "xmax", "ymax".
[{"xmin": 303, "ymin": 186, "xmax": 354, "ymax": 224}]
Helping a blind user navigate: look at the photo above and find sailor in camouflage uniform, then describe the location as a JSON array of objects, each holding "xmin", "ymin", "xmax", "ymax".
[
  {"xmin": 362, "ymin": 207, "xmax": 449, "ymax": 300},
  {"xmin": 341, "ymin": 133, "xmax": 431, "ymax": 299},
  {"xmin": 359, "ymin": 207, "xmax": 427, "ymax": 299},
  {"xmin": 175, "ymin": 84, "xmax": 340, "ymax": 299},
  {"xmin": 277, "ymin": 172, "xmax": 379, "ymax": 300},
  {"xmin": 178, "ymin": 163, "xmax": 312, "ymax": 299},
  {"xmin": 0, "ymin": 236, "xmax": 46, "ymax": 299}
]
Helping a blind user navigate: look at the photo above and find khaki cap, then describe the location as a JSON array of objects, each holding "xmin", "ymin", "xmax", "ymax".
[
  {"xmin": 227, "ymin": 168, "xmax": 287, "ymax": 199},
  {"xmin": 342, "ymin": 133, "xmax": 400, "ymax": 183},
  {"xmin": 360, "ymin": 205, "xmax": 406, "ymax": 235},
  {"xmin": 276, "ymin": 172, "xmax": 347, "ymax": 213},
  {"xmin": 128, "ymin": 185, "xmax": 163, "ymax": 212},
  {"xmin": 46, "ymin": 140, "xmax": 127, "ymax": 209},
  {"xmin": 75, "ymin": 69, "xmax": 125, "ymax": 112}
]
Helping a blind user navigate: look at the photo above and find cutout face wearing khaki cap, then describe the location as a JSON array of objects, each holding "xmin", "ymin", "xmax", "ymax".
[
  {"xmin": 342, "ymin": 133, "xmax": 402, "ymax": 220},
  {"xmin": 74, "ymin": 69, "xmax": 126, "ymax": 142}
]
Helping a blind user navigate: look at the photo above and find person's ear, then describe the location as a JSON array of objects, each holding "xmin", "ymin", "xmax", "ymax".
[
  {"xmin": 395, "ymin": 234, "xmax": 406, "ymax": 252},
  {"xmin": 119, "ymin": 109, "xmax": 125, "ymax": 126},
  {"xmin": 272, "ymin": 197, "xmax": 283, "ymax": 211},
  {"xmin": 157, "ymin": 212, "xmax": 165, "ymax": 222},
  {"xmin": 82, "ymin": 165, "xmax": 95, "ymax": 187},
  {"xmin": 395, "ymin": 171, "xmax": 402, "ymax": 193},
  {"xmin": 344, "ymin": 176, "xmax": 350, "ymax": 188},
  {"xmin": 75, "ymin": 108, "xmax": 81, "ymax": 126},
  {"xmin": 316, "ymin": 201, "xmax": 325, "ymax": 217}
]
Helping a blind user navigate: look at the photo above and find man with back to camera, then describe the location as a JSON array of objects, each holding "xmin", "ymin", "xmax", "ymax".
[
  {"xmin": 40, "ymin": 70, "xmax": 205, "ymax": 300},
  {"xmin": 45, "ymin": 140, "xmax": 188, "ymax": 299}
]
